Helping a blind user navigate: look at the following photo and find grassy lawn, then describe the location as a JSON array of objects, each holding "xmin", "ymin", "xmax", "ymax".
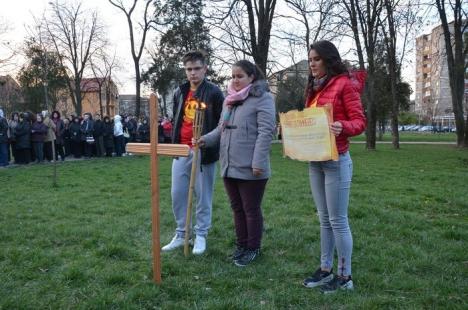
[
  {"xmin": 351, "ymin": 132, "xmax": 457, "ymax": 142},
  {"xmin": 1, "ymin": 144, "xmax": 467, "ymax": 309}
]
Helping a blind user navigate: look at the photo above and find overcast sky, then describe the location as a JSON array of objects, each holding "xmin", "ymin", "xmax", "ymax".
[
  {"xmin": 1, "ymin": 0, "xmax": 437, "ymax": 98},
  {"xmin": 0, "ymin": 0, "xmax": 154, "ymax": 95}
]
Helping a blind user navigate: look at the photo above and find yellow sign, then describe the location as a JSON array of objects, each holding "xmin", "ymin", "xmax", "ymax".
[{"xmin": 279, "ymin": 105, "xmax": 338, "ymax": 161}]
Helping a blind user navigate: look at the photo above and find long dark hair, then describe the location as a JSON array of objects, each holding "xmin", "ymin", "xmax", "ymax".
[
  {"xmin": 233, "ymin": 60, "xmax": 265, "ymax": 82},
  {"xmin": 305, "ymin": 40, "xmax": 348, "ymax": 99}
]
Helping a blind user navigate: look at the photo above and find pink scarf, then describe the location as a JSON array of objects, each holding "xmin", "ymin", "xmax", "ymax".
[{"xmin": 222, "ymin": 82, "xmax": 252, "ymax": 129}]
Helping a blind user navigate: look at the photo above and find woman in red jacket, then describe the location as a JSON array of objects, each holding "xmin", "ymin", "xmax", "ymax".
[{"xmin": 302, "ymin": 40, "xmax": 366, "ymax": 293}]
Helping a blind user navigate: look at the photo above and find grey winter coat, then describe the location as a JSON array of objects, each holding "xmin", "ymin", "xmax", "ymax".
[{"xmin": 203, "ymin": 80, "xmax": 276, "ymax": 180}]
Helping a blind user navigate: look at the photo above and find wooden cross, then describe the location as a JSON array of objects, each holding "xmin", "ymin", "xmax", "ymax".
[{"xmin": 126, "ymin": 93, "xmax": 189, "ymax": 284}]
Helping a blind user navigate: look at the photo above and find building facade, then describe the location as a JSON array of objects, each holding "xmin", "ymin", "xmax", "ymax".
[
  {"xmin": 268, "ymin": 60, "xmax": 309, "ymax": 97},
  {"xmin": 0, "ymin": 75, "xmax": 23, "ymax": 116},
  {"xmin": 55, "ymin": 77, "xmax": 119, "ymax": 117},
  {"xmin": 118, "ymin": 95, "xmax": 149, "ymax": 118},
  {"xmin": 415, "ymin": 22, "xmax": 467, "ymax": 123}
]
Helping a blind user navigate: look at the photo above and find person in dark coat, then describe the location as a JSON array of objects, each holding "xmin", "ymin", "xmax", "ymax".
[
  {"xmin": 80, "ymin": 112, "xmax": 94, "ymax": 158},
  {"xmin": 8, "ymin": 112, "xmax": 19, "ymax": 164},
  {"xmin": 93, "ymin": 113, "xmax": 105, "ymax": 157},
  {"xmin": 14, "ymin": 112, "xmax": 32, "ymax": 164},
  {"xmin": 137, "ymin": 117, "xmax": 150, "ymax": 143},
  {"xmin": 31, "ymin": 114, "xmax": 48, "ymax": 163},
  {"xmin": 102, "ymin": 116, "xmax": 114, "ymax": 157},
  {"xmin": 161, "ymin": 51, "xmax": 224, "ymax": 255},
  {"xmin": 69, "ymin": 116, "xmax": 82, "ymax": 158},
  {"xmin": 52, "ymin": 111, "xmax": 65, "ymax": 161},
  {"xmin": 122, "ymin": 115, "xmax": 133, "ymax": 149},
  {"xmin": 129, "ymin": 115, "xmax": 138, "ymax": 142},
  {"xmin": 63, "ymin": 118, "xmax": 71, "ymax": 157},
  {"xmin": 0, "ymin": 108, "xmax": 9, "ymax": 166}
]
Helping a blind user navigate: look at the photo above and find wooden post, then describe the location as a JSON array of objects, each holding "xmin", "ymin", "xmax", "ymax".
[
  {"xmin": 52, "ymin": 139, "xmax": 57, "ymax": 187},
  {"xmin": 149, "ymin": 93, "xmax": 162, "ymax": 284},
  {"xmin": 126, "ymin": 94, "xmax": 190, "ymax": 284},
  {"xmin": 183, "ymin": 103, "xmax": 205, "ymax": 257}
]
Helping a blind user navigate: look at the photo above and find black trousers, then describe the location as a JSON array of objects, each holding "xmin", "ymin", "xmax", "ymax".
[
  {"xmin": 16, "ymin": 148, "xmax": 31, "ymax": 164},
  {"xmin": 44, "ymin": 141, "xmax": 53, "ymax": 161}
]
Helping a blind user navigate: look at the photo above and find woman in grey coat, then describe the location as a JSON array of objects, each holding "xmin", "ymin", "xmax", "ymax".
[{"xmin": 200, "ymin": 60, "xmax": 276, "ymax": 267}]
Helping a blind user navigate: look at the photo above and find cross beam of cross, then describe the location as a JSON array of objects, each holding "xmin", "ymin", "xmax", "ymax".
[{"xmin": 126, "ymin": 94, "xmax": 189, "ymax": 284}]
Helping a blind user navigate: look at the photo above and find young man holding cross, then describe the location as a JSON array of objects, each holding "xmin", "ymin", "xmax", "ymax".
[{"xmin": 162, "ymin": 50, "xmax": 224, "ymax": 255}]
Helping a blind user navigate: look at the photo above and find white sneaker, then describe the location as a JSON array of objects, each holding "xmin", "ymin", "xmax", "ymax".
[
  {"xmin": 192, "ymin": 235, "xmax": 206, "ymax": 255},
  {"xmin": 161, "ymin": 235, "xmax": 184, "ymax": 252}
]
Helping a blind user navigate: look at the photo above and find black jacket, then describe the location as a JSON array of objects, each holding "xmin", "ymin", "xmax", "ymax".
[
  {"xmin": 70, "ymin": 122, "xmax": 81, "ymax": 142},
  {"xmin": 0, "ymin": 118, "xmax": 8, "ymax": 143},
  {"xmin": 137, "ymin": 122, "xmax": 150, "ymax": 142},
  {"xmin": 14, "ymin": 121, "xmax": 31, "ymax": 149},
  {"xmin": 53, "ymin": 119, "xmax": 65, "ymax": 144},
  {"xmin": 172, "ymin": 79, "xmax": 224, "ymax": 165},
  {"xmin": 103, "ymin": 121, "xmax": 114, "ymax": 148},
  {"xmin": 80, "ymin": 119, "xmax": 94, "ymax": 141},
  {"xmin": 93, "ymin": 119, "xmax": 104, "ymax": 137}
]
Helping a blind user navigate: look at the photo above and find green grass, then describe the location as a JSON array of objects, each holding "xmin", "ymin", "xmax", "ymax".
[
  {"xmin": 351, "ymin": 132, "xmax": 457, "ymax": 142},
  {"xmin": 1, "ymin": 144, "xmax": 467, "ymax": 309}
]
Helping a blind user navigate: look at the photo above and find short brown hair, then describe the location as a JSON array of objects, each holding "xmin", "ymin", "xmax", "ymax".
[{"xmin": 182, "ymin": 50, "xmax": 207, "ymax": 65}]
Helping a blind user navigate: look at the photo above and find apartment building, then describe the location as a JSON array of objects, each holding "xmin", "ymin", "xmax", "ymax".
[{"xmin": 415, "ymin": 21, "xmax": 467, "ymax": 123}]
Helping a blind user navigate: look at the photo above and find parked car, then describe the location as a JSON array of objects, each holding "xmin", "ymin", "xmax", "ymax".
[{"xmin": 419, "ymin": 125, "xmax": 433, "ymax": 132}]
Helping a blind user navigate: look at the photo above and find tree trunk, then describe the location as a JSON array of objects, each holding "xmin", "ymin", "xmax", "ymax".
[
  {"xmin": 134, "ymin": 61, "xmax": 141, "ymax": 118},
  {"xmin": 388, "ymin": 51, "xmax": 399, "ymax": 149},
  {"xmin": 384, "ymin": 0, "xmax": 399, "ymax": 149},
  {"xmin": 75, "ymin": 79, "xmax": 82, "ymax": 116},
  {"xmin": 162, "ymin": 94, "xmax": 167, "ymax": 118},
  {"xmin": 365, "ymin": 67, "xmax": 377, "ymax": 150},
  {"xmin": 99, "ymin": 85, "xmax": 104, "ymax": 116},
  {"xmin": 464, "ymin": 113, "xmax": 468, "ymax": 146},
  {"xmin": 106, "ymin": 87, "xmax": 111, "ymax": 116},
  {"xmin": 435, "ymin": 0, "xmax": 467, "ymax": 147}
]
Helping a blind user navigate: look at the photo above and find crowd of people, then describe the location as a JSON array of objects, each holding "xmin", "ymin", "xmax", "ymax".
[{"xmin": 0, "ymin": 108, "xmax": 174, "ymax": 166}]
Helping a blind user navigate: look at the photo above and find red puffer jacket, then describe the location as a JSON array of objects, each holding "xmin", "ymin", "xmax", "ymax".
[{"xmin": 306, "ymin": 71, "xmax": 367, "ymax": 154}]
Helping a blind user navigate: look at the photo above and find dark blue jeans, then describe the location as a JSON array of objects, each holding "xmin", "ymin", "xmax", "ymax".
[
  {"xmin": 114, "ymin": 135, "xmax": 125, "ymax": 156},
  {"xmin": 33, "ymin": 142, "xmax": 44, "ymax": 162}
]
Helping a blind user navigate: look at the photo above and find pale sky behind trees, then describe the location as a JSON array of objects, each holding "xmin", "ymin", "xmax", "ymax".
[
  {"xmin": 1, "ymin": 0, "xmax": 435, "ymax": 97},
  {"xmin": 1, "ymin": 0, "xmax": 151, "ymax": 95}
]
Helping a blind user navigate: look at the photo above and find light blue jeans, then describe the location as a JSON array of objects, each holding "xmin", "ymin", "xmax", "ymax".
[
  {"xmin": 309, "ymin": 152, "xmax": 353, "ymax": 276},
  {"xmin": 171, "ymin": 149, "xmax": 216, "ymax": 238}
]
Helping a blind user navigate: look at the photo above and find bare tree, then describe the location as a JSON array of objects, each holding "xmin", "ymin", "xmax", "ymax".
[
  {"xmin": 282, "ymin": 0, "xmax": 341, "ymax": 50},
  {"xmin": 434, "ymin": 0, "xmax": 467, "ymax": 147},
  {"xmin": 89, "ymin": 50, "xmax": 120, "ymax": 116},
  {"xmin": 380, "ymin": 0, "xmax": 419, "ymax": 149},
  {"xmin": 44, "ymin": 0, "xmax": 104, "ymax": 116},
  {"xmin": 341, "ymin": 0, "xmax": 384, "ymax": 150},
  {"xmin": 108, "ymin": 0, "xmax": 163, "ymax": 118},
  {"xmin": 0, "ymin": 18, "xmax": 17, "ymax": 72},
  {"xmin": 207, "ymin": 0, "xmax": 278, "ymax": 75}
]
